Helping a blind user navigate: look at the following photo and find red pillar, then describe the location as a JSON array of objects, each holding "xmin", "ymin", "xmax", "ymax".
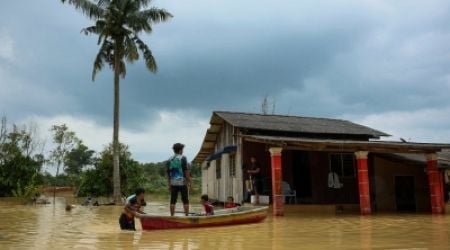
[
  {"xmin": 355, "ymin": 151, "xmax": 371, "ymax": 215},
  {"xmin": 427, "ymin": 153, "xmax": 445, "ymax": 214},
  {"xmin": 269, "ymin": 147, "xmax": 283, "ymax": 216}
]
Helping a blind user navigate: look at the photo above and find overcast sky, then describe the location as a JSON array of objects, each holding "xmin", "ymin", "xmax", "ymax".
[{"xmin": 1, "ymin": 0, "xmax": 450, "ymax": 168}]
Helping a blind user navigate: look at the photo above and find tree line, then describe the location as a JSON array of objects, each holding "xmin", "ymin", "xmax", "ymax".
[{"xmin": 0, "ymin": 117, "xmax": 200, "ymax": 201}]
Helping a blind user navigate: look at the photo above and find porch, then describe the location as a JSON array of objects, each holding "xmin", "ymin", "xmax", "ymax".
[{"xmin": 242, "ymin": 135, "xmax": 450, "ymax": 216}]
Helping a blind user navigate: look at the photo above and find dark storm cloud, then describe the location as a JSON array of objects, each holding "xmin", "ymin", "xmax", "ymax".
[{"xmin": 1, "ymin": 0, "xmax": 450, "ymax": 130}]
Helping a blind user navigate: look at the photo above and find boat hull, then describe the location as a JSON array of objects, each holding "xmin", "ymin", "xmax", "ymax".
[{"xmin": 140, "ymin": 206, "xmax": 268, "ymax": 230}]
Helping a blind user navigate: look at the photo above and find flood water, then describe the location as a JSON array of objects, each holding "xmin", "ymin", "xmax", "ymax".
[{"xmin": 1, "ymin": 197, "xmax": 449, "ymax": 250}]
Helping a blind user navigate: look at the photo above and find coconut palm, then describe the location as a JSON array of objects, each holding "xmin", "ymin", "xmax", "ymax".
[{"xmin": 60, "ymin": 0, "xmax": 172, "ymax": 203}]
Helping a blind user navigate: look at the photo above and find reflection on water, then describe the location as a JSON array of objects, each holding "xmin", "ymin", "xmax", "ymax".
[{"xmin": 0, "ymin": 197, "xmax": 449, "ymax": 250}]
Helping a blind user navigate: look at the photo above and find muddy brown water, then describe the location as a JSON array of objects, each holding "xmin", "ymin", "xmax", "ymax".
[{"xmin": 0, "ymin": 197, "xmax": 449, "ymax": 250}]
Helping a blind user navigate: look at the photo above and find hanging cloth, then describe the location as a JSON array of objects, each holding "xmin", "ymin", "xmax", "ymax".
[{"xmin": 328, "ymin": 172, "xmax": 343, "ymax": 189}]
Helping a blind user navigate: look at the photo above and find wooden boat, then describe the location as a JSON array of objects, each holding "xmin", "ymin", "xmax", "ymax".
[{"xmin": 140, "ymin": 206, "xmax": 268, "ymax": 230}]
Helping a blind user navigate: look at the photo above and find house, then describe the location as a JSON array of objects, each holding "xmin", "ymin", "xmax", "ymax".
[{"xmin": 192, "ymin": 111, "xmax": 450, "ymax": 216}]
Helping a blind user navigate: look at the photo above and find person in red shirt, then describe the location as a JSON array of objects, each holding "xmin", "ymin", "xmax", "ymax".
[
  {"xmin": 224, "ymin": 196, "xmax": 238, "ymax": 209},
  {"xmin": 200, "ymin": 194, "xmax": 214, "ymax": 215}
]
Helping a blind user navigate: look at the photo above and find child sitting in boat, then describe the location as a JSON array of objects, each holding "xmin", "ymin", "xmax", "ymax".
[
  {"xmin": 119, "ymin": 188, "xmax": 146, "ymax": 231},
  {"xmin": 201, "ymin": 194, "xmax": 214, "ymax": 216},
  {"xmin": 224, "ymin": 196, "xmax": 239, "ymax": 209}
]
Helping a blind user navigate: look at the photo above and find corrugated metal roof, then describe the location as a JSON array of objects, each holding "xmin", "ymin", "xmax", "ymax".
[
  {"xmin": 214, "ymin": 111, "xmax": 389, "ymax": 138},
  {"xmin": 243, "ymin": 135, "xmax": 450, "ymax": 153}
]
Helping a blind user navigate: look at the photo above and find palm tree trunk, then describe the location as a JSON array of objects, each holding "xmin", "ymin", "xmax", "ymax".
[{"xmin": 112, "ymin": 40, "xmax": 121, "ymax": 204}]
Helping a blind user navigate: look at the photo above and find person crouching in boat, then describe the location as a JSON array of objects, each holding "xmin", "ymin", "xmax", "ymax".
[
  {"xmin": 224, "ymin": 196, "xmax": 239, "ymax": 209},
  {"xmin": 201, "ymin": 194, "xmax": 214, "ymax": 216},
  {"xmin": 119, "ymin": 188, "xmax": 146, "ymax": 231}
]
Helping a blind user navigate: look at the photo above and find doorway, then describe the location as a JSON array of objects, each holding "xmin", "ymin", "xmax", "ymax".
[
  {"xmin": 395, "ymin": 176, "xmax": 416, "ymax": 212},
  {"xmin": 293, "ymin": 151, "xmax": 312, "ymax": 203}
]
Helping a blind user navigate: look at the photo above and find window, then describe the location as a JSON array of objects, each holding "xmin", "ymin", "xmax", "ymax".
[
  {"xmin": 216, "ymin": 160, "xmax": 221, "ymax": 179},
  {"xmin": 329, "ymin": 153, "xmax": 355, "ymax": 178},
  {"xmin": 229, "ymin": 155, "xmax": 236, "ymax": 177}
]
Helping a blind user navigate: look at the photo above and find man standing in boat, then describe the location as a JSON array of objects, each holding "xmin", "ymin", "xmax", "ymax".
[{"xmin": 167, "ymin": 143, "xmax": 192, "ymax": 216}]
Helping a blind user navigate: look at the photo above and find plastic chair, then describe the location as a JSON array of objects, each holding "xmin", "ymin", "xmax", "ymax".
[{"xmin": 282, "ymin": 181, "xmax": 297, "ymax": 204}]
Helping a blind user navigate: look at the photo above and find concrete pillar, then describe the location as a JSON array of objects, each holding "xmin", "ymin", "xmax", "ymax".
[
  {"xmin": 269, "ymin": 147, "xmax": 283, "ymax": 216},
  {"xmin": 355, "ymin": 151, "xmax": 371, "ymax": 215},
  {"xmin": 426, "ymin": 153, "xmax": 445, "ymax": 214}
]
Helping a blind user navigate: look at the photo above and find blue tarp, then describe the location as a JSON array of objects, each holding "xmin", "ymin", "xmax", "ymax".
[{"xmin": 206, "ymin": 145, "xmax": 237, "ymax": 162}]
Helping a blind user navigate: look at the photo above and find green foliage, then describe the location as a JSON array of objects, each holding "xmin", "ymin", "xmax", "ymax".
[
  {"xmin": 60, "ymin": 0, "xmax": 172, "ymax": 80},
  {"xmin": 190, "ymin": 163, "xmax": 201, "ymax": 178},
  {"xmin": 12, "ymin": 173, "xmax": 41, "ymax": 203},
  {"xmin": 0, "ymin": 117, "xmax": 45, "ymax": 197},
  {"xmin": 76, "ymin": 153, "xmax": 202, "ymax": 197},
  {"xmin": 49, "ymin": 124, "xmax": 79, "ymax": 175},
  {"xmin": 77, "ymin": 169, "xmax": 109, "ymax": 197},
  {"xmin": 77, "ymin": 143, "xmax": 146, "ymax": 197},
  {"xmin": 64, "ymin": 141, "xmax": 95, "ymax": 176},
  {"xmin": 0, "ymin": 116, "xmax": 202, "ymax": 200}
]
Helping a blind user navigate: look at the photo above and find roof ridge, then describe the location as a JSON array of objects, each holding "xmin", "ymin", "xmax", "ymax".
[{"xmin": 213, "ymin": 110, "xmax": 351, "ymax": 123}]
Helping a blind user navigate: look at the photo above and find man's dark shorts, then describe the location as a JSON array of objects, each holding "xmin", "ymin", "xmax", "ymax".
[
  {"xmin": 119, "ymin": 213, "xmax": 136, "ymax": 231},
  {"xmin": 170, "ymin": 185, "xmax": 189, "ymax": 205}
]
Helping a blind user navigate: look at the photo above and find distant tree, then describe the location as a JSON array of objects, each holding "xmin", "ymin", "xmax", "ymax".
[
  {"xmin": 63, "ymin": 141, "xmax": 95, "ymax": 191},
  {"xmin": 190, "ymin": 163, "xmax": 201, "ymax": 178},
  {"xmin": 0, "ymin": 117, "xmax": 45, "ymax": 198},
  {"xmin": 77, "ymin": 143, "xmax": 145, "ymax": 197},
  {"xmin": 60, "ymin": 0, "xmax": 172, "ymax": 203},
  {"xmin": 64, "ymin": 141, "xmax": 95, "ymax": 176},
  {"xmin": 49, "ymin": 124, "xmax": 78, "ymax": 203}
]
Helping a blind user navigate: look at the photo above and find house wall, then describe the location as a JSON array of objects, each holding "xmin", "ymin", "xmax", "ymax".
[
  {"xmin": 201, "ymin": 161, "xmax": 208, "ymax": 194},
  {"xmin": 305, "ymin": 151, "xmax": 359, "ymax": 204},
  {"xmin": 373, "ymin": 156, "xmax": 430, "ymax": 212},
  {"xmin": 201, "ymin": 122, "xmax": 244, "ymax": 202},
  {"xmin": 206, "ymin": 160, "xmax": 216, "ymax": 198}
]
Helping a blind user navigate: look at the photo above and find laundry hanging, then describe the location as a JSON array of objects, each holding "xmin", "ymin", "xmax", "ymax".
[{"xmin": 328, "ymin": 172, "xmax": 343, "ymax": 189}]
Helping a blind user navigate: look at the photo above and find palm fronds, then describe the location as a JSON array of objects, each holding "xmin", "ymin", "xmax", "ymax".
[
  {"xmin": 61, "ymin": 0, "xmax": 105, "ymax": 20},
  {"xmin": 134, "ymin": 35, "xmax": 157, "ymax": 72}
]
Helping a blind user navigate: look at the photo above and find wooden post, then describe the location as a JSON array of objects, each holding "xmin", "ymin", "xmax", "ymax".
[
  {"xmin": 355, "ymin": 151, "xmax": 371, "ymax": 215},
  {"xmin": 426, "ymin": 153, "xmax": 445, "ymax": 214},
  {"xmin": 221, "ymin": 153, "xmax": 230, "ymax": 202},
  {"xmin": 269, "ymin": 147, "xmax": 283, "ymax": 216}
]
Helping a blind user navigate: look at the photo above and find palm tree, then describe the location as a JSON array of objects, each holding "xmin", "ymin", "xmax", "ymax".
[{"xmin": 60, "ymin": 0, "xmax": 172, "ymax": 203}]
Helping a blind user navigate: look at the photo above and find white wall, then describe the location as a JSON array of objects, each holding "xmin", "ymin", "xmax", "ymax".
[
  {"xmin": 207, "ymin": 160, "xmax": 216, "ymax": 198},
  {"xmin": 200, "ymin": 123, "xmax": 245, "ymax": 202},
  {"xmin": 201, "ymin": 161, "xmax": 208, "ymax": 195}
]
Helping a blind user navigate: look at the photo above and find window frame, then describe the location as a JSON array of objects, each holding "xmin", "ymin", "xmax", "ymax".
[{"xmin": 328, "ymin": 153, "xmax": 356, "ymax": 178}]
